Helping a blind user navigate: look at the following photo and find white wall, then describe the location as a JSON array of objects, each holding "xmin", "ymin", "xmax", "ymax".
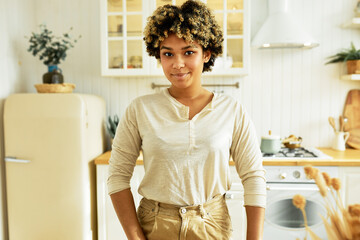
[{"xmin": 1, "ymin": 0, "xmax": 360, "ymax": 237}]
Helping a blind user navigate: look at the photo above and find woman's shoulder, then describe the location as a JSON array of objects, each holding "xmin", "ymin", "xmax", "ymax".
[
  {"xmin": 214, "ymin": 92, "xmax": 241, "ymax": 108},
  {"xmin": 129, "ymin": 90, "xmax": 167, "ymax": 109}
]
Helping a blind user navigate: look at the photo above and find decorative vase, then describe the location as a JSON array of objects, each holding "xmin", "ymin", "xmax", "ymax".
[
  {"xmin": 42, "ymin": 65, "xmax": 64, "ymax": 84},
  {"xmin": 346, "ymin": 60, "xmax": 360, "ymax": 74}
]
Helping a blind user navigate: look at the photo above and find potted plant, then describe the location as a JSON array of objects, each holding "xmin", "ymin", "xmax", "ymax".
[
  {"xmin": 326, "ymin": 42, "xmax": 360, "ymax": 74},
  {"xmin": 27, "ymin": 24, "xmax": 81, "ymax": 84},
  {"xmin": 107, "ymin": 115, "xmax": 120, "ymax": 144}
]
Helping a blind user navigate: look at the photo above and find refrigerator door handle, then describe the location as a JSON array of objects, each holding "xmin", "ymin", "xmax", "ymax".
[{"xmin": 5, "ymin": 157, "xmax": 31, "ymax": 163}]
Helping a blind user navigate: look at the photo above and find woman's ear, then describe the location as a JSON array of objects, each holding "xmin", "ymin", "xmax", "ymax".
[{"xmin": 203, "ymin": 50, "xmax": 211, "ymax": 63}]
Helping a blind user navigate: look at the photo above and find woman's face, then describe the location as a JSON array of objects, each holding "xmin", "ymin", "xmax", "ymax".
[{"xmin": 159, "ymin": 34, "xmax": 210, "ymax": 90}]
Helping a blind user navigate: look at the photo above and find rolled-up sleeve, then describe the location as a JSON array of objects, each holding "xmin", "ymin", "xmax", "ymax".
[
  {"xmin": 107, "ymin": 101, "xmax": 142, "ymax": 195},
  {"xmin": 230, "ymin": 103, "xmax": 266, "ymax": 208}
]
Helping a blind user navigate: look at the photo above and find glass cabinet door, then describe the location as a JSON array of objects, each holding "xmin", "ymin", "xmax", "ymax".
[
  {"xmin": 206, "ymin": 0, "xmax": 247, "ymax": 74},
  {"xmin": 102, "ymin": 0, "xmax": 147, "ymax": 75}
]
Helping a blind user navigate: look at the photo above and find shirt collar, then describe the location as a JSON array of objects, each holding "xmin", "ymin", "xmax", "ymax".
[{"xmin": 161, "ymin": 88, "xmax": 216, "ymax": 111}]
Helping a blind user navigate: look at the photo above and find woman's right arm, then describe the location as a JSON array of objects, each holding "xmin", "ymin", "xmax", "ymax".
[
  {"xmin": 108, "ymin": 101, "xmax": 144, "ymax": 239},
  {"xmin": 110, "ymin": 188, "xmax": 146, "ymax": 240}
]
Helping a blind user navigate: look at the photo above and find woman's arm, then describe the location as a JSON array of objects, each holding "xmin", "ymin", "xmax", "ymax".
[
  {"xmin": 245, "ymin": 206, "xmax": 265, "ymax": 240},
  {"xmin": 110, "ymin": 188, "xmax": 146, "ymax": 240}
]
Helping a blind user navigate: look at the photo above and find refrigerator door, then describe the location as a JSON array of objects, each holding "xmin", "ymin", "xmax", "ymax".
[{"xmin": 4, "ymin": 93, "xmax": 105, "ymax": 240}]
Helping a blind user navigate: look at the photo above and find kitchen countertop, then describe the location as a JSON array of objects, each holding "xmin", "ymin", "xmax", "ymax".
[{"xmin": 94, "ymin": 148, "xmax": 360, "ymax": 166}]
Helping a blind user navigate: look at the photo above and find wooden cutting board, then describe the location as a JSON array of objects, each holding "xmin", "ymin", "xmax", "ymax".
[{"xmin": 343, "ymin": 89, "xmax": 360, "ymax": 149}]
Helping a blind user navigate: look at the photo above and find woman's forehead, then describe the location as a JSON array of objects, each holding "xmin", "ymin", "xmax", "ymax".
[{"xmin": 159, "ymin": 34, "xmax": 200, "ymax": 49}]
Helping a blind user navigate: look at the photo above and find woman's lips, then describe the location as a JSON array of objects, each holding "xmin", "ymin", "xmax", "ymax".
[{"xmin": 172, "ymin": 73, "xmax": 189, "ymax": 79}]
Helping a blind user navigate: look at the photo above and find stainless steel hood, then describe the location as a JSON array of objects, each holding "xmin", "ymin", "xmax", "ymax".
[{"xmin": 252, "ymin": 0, "xmax": 319, "ymax": 49}]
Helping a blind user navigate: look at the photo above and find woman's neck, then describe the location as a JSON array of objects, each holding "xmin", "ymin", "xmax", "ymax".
[{"xmin": 168, "ymin": 85, "xmax": 207, "ymax": 101}]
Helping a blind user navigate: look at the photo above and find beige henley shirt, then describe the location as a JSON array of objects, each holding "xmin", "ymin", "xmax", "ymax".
[{"xmin": 108, "ymin": 89, "xmax": 266, "ymax": 207}]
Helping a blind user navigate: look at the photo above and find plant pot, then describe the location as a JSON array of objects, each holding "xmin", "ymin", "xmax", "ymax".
[
  {"xmin": 346, "ymin": 60, "xmax": 360, "ymax": 74},
  {"xmin": 43, "ymin": 65, "xmax": 64, "ymax": 84}
]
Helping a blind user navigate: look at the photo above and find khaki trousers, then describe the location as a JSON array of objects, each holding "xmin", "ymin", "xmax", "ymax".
[{"xmin": 137, "ymin": 194, "xmax": 232, "ymax": 240}]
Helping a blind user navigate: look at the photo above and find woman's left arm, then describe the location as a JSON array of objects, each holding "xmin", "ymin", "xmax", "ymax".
[{"xmin": 245, "ymin": 206, "xmax": 265, "ymax": 240}]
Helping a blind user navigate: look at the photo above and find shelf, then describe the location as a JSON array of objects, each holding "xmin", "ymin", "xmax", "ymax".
[
  {"xmin": 341, "ymin": 74, "xmax": 360, "ymax": 81},
  {"xmin": 342, "ymin": 17, "xmax": 360, "ymax": 28}
]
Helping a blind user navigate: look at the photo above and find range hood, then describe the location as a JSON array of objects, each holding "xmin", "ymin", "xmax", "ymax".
[{"xmin": 252, "ymin": 0, "xmax": 319, "ymax": 49}]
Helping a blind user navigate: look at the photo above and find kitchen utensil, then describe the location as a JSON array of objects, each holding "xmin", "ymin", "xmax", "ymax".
[
  {"xmin": 332, "ymin": 131, "xmax": 350, "ymax": 151},
  {"xmin": 260, "ymin": 130, "xmax": 281, "ymax": 154},
  {"xmin": 343, "ymin": 89, "xmax": 360, "ymax": 149},
  {"xmin": 282, "ymin": 135, "xmax": 298, "ymax": 144},
  {"xmin": 339, "ymin": 115, "xmax": 344, "ymax": 132},
  {"xmin": 328, "ymin": 117, "xmax": 337, "ymax": 132},
  {"xmin": 348, "ymin": 129, "xmax": 360, "ymax": 150},
  {"xmin": 283, "ymin": 135, "xmax": 303, "ymax": 149}
]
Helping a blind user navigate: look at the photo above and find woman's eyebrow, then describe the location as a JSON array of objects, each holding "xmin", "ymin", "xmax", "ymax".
[{"xmin": 160, "ymin": 44, "xmax": 198, "ymax": 50}]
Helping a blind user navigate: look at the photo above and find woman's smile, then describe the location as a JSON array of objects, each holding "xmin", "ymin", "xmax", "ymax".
[{"xmin": 171, "ymin": 72, "xmax": 189, "ymax": 79}]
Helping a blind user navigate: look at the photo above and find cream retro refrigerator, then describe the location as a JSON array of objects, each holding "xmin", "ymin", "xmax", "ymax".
[{"xmin": 4, "ymin": 93, "xmax": 106, "ymax": 240}]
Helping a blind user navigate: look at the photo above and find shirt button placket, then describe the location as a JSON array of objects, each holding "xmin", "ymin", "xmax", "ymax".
[{"xmin": 189, "ymin": 121, "xmax": 195, "ymax": 151}]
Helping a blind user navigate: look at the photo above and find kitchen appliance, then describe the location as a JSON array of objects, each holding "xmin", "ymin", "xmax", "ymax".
[
  {"xmin": 252, "ymin": 0, "xmax": 319, "ymax": 49},
  {"xmin": 4, "ymin": 93, "xmax": 106, "ymax": 240},
  {"xmin": 263, "ymin": 165, "xmax": 338, "ymax": 239},
  {"xmin": 262, "ymin": 147, "xmax": 333, "ymax": 159}
]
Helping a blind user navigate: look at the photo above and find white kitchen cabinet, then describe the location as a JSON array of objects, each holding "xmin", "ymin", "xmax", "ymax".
[
  {"xmin": 97, "ymin": 164, "xmax": 145, "ymax": 240},
  {"xmin": 100, "ymin": 0, "xmax": 250, "ymax": 77},
  {"xmin": 339, "ymin": 166, "xmax": 360, "ymax": 206},
  {"xmin": 96, "ymin": 164, "xmax": 246, "ymax": 240}
]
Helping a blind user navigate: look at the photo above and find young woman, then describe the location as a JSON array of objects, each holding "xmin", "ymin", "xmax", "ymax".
[{"xmin": 108, "ymin": 1, "xmax": 266, "ymax": 239}]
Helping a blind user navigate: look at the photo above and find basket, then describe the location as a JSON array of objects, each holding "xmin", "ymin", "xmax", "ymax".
[{"xmin": 34, "ymin": 83, "xmax": 76, "ymax": 93}]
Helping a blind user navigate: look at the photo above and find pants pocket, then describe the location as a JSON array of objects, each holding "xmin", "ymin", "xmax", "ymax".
[
  {"xmin": 137, "ymin": 205, "xmax": 156, "ymax": 236},
  {"xmin": 204, "ymin": 204, "xmax": 233, "ymax": 239}
]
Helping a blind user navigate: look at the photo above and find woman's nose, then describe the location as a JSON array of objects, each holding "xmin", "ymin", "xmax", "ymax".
[{"xmin": 172, "ymin": 56, "xmax": 185, "ymax": 69}]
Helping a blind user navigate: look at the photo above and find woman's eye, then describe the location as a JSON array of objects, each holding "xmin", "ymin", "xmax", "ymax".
[
  {"xmin": 185, "ymin": 51, "xmax": 194, "ymax": 56},
  {"xmin": 163, "ymin": 52, "xmax": 173, "ymax": 57}
]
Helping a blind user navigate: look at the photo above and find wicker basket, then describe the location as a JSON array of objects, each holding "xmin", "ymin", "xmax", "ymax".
[{"xmin": 34, "ymin": 83, "xmax": 76, "ymax": 93}]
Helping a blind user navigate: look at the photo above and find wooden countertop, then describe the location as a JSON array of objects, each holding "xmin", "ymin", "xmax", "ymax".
[{"xmin": 94, "ymin": 148, "xmax": 360, "ymax": 166}]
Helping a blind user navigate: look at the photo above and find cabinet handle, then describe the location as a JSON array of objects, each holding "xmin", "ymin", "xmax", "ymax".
[{"xmin": 5, "ymin": 157, "xmax": 31, "ymax": 163}]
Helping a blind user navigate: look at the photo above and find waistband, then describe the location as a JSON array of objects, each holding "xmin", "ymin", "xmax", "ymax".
[{"xmin": 139, "ymin": 194, "xmax": 226, "ymax": 218}]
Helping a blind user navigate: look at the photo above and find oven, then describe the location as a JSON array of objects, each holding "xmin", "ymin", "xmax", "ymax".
[{"xmin": 263, "ymin": 148, "xmax": 338, "ymax": 239}]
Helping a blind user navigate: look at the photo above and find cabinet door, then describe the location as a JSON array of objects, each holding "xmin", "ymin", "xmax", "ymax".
[
  {"xmin": 339, "ymin": 166, "xmax": 360, "ymax": 206},
  {"xmin": 97, "ymin": 164, "xmax": 145, "ymax": 240},
  {"xmin": 205, "ymin": 0, "xmax": 249, "ymax": 76},
  {"xmin": 101, "ymin": 0, "xmax": 150, "ymax": 76},
  {"xmin": 227, "ymin": 166, "xmax": 247, "ymax": 240}
]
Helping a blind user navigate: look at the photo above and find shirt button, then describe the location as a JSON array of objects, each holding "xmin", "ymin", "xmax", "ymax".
[{"xmin": 181, "ymin": 208, "xmax": 187, "ymax": 214}]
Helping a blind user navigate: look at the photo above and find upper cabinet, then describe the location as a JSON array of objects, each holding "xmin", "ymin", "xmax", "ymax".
[{"xmin": 100, "ymin": 0, "xmax": 249, "ymax": 76}]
